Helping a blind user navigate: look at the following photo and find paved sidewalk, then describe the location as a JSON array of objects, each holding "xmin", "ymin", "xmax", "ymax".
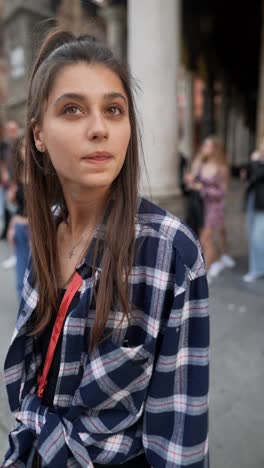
[{"xmin": 0, "ymin": 179, "xmax": 263, "ymax": 467}]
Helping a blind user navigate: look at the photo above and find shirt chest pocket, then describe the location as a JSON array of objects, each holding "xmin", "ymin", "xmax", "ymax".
[{"xmin": 72, "ymin": 338, "xmax": 154, "ymax": 416}]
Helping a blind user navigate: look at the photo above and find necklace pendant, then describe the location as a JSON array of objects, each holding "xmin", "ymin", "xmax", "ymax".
[{"xmin": 69, "ymin": 247, "xmax": 74, "ymax": 259}]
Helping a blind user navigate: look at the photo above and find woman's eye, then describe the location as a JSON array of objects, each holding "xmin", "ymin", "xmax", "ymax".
[
  {"xmin": 63, "ymin": 105, "xmax": 81, "ymax": 115},
  {"xmin": 107, "ymin": 105, "xmax": 123, "ymax": 116}
]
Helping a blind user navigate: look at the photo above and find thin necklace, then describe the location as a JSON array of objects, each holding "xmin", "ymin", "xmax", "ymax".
[
  {"xmin": 68, "ymin": 232, "xmax": 86, "ymax": 259},
  {"xmin": 67, "ymin": 220, "xmax": 98, "ymax": 260},
  {"xmin": 60, "ymin": 232, "xmax": 93, "ymax": 289},
  {"xmin": 60, "ymin": 241, "xmax": 89, "ymax": 289}
]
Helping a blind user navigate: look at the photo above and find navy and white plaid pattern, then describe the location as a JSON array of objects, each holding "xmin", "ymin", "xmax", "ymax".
[{"xmin": 2, "ymin": 197, "xmax": 209, "ymax": 467}]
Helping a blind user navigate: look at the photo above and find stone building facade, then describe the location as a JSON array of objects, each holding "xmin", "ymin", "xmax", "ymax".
[
  {"xmin": 0, "ymin": 0, "xmax": 8, "ymax": 122},
  {"xmin": 1, "ymin": 0, "xmax": 264, "ymax": 196},
  {"xmin": 3, "ymin": 0, "xmax": 54, "ymax": 124}
]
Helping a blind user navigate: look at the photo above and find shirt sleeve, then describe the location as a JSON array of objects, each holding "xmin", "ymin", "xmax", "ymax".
[
  {"xmin": 142, "ymin": 261, "xmax": 209, "ymax": 467},
  {"xmin": 14, "ymin": 394, "xmax": 93, "ymax": 467}
]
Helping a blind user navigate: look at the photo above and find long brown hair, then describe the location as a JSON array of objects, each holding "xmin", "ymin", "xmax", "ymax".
[{"xmin": 26, "ymin": 29, "xmax": 140, "ymax": 350}]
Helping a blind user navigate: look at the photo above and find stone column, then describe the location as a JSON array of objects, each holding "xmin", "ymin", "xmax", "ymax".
[
  {"xmin": 100, "ymin": 4, "xmax": 127, "ymax": 63},
  {"xmin": 128, "ymin": 0, "xmax": 181, "ymax": 198},
  {"xmin": 218, "ymin": 81, "xmax": 230, "ymax": 146},
  {"xmin": 215, "ymin": 81, "xmax": 223, "ymax": 140},
  {"xmin": 3, "ymin": 0, "xmax": 53, "ymax": 124},
  {"xmin": 200, "ymin": 73, "xmax": 215, "ymax": 140},
  {"xmin": 226, "ymin": 105, "xmax": 236, "ymax": 166},
  {"xmin": 184, "ymin": 68, "xmax": 194, "ymax": 158},
  {"xmin": 256, "ymin": 1, "xmax": 264, "ymax": 145},
  {"xmin": 0, "ymin": 0, "xmax": 7, "ymax": 121},
  {"xmin": 233, "ymin": 109, "xmax": 248, "ymax": 167},
  {"xmin": 237, "ymin": 120, "xmax": 250, "ymax": 166}
]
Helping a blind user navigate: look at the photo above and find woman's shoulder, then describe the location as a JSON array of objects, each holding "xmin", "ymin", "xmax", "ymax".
[
  {"xmin": 136, "ymin": 197, "xmax": 205, "ymax": 277},
  {"xmin": 251, "ymin": 150, "xmax": 261, "ymax": 161}
]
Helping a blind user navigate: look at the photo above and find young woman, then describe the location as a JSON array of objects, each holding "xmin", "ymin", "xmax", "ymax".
[
  {"xmin": 2, "ymin": 30, "xmax": 209, "ymax": 468},
  {"xmin": 186, "ymin": 136, "xmax": 235, "ymax": 281}
]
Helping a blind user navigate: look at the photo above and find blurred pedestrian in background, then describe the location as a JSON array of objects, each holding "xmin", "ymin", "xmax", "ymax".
[
  {"xmin": 241, "ymin": 138, "xmax": 264, "ymax": 282},
  {"xmin": 0, "ymin": 120, "xmax": 20, "ymax": 242},
  {"xmin": 178, "ymin": 136, "xmax": 204, "ymax": 237},
  {"xmin": 185, "ymin": 136, "xmax": 235, "ymax": 282},
  {"xmin": 0, "ymin": 121, "xmax": 21, "ymax": 273},
  {"xmin": 183, "ymin": 164, "xmax": 204, "ymax": 238},
  {"xmin": 6, "ymin": 135, "xmax": 30, "ymax": 299},
  {"xmin": 0, "ymin": 122, "xmax": 9, "ymax": 219}
]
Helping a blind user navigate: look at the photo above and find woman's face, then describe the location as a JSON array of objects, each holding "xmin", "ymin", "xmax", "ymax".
[
  {"xmin": 33, "ymin": 63, "xmax": 131, "ymax": 194},
  {"xmin": 202, "ymin": 139, "xmax": 215, "ymax": 158}
]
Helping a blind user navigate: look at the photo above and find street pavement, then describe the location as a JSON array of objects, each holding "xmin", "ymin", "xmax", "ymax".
[{"xmin": 0, "ymin": 179, "xmax": 263, "ymax": 467}]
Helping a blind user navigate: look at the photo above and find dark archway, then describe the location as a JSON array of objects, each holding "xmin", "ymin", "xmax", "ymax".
[{"xmin": 182, "ymin": 0, "xmax": 262, "ymax": 136}]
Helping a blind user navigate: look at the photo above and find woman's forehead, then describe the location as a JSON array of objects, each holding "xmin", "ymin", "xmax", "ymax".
[{"xmin": 48, "ymin": 62, "xmax": 126, "ymax": 102}]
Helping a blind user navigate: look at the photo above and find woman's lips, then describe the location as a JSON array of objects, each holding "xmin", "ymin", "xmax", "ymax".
[{"xmin": 81, "ymin": 152, "xmax": 113, "ymax": 164}]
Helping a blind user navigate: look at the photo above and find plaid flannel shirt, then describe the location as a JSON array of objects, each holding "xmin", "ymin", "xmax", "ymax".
[{"xmin": 2, "ymin": 197, "xmax": 209, "ymax": 468}]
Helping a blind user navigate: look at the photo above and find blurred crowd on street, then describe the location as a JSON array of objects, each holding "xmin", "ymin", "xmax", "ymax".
[
  {"xmin": 0, "ymin": 119, "xmax": 29, "ymax": 300},
  {"xmin": 179, "ymin": 134, "xmax": 264, "ymax": 285}
]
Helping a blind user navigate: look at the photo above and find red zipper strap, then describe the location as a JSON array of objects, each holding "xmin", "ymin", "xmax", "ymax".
[{"xmin": 37, "ymin": 271, "xmax": 83, "ymax": 398}]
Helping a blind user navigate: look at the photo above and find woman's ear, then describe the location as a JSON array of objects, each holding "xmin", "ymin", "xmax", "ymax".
[{"xmin": 32, "ymin": 120, "xmax": 46, "ymax": 153}]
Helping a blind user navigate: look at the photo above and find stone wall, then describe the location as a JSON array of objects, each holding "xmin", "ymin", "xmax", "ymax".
[{"xmin": 3, "ymin": 0, "xmax": 53, "ymax": 125}]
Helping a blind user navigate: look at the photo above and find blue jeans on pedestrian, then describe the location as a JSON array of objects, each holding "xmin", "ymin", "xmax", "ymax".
[
  {"xmin": 246, "ymin": 192, "xmax": 264, "ymax": 277},
  {"xmin": 14, "ymin": 223, "xmax": 30, "ymax": 300},
  {"xmin": 0, "ymin": 186, "xmax": 4, "ymax": 218}
]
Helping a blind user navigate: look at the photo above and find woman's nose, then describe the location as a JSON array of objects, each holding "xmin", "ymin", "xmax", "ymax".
[{"xmin": 87, "ymin": 112, "xmax": 109, "ymax": 141}]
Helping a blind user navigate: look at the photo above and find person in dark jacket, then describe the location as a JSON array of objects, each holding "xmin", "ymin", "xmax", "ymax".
[{"xmin": 242, "ymin": 139, "xmax": 264, "ymax": 282}]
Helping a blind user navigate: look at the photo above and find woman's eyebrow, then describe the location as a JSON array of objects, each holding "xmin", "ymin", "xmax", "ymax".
[
  {"xmin": 53, "ymin": 93, "xmax": 85, "ymax": 107},
  {"xmin": 53, "ymin": 92, "xmax": 128, "ymax": 107},
  {"xmin": 103, "ymin": 92, "xmax": 128, "ymax": 105}
]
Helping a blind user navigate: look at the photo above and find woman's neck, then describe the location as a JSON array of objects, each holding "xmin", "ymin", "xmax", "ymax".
[{"xmin": 63, "ymin": 186, "xmax": 110, "ymax": 239}]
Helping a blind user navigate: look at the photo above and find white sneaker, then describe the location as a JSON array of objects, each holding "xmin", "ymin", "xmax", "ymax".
[
  {"xmin": 208, "ymin": 261, "xmax": 225, "ymax": 278},
  {"xmin": 1, "ymin": 255, "xmax": 17, "ymax": 269},
  {"xmin": 221, "ymin": 254, "xmax": 236, "ymax": 268},
  {"xmin": 242, "ymin": 272, "xmax": 261, "ymax": 283}
]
